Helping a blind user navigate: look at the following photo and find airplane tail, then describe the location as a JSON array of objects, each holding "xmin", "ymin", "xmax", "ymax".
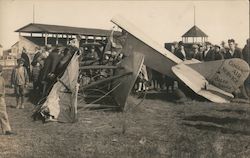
[{"xmin": 186, "ymin": 58, "xmax": 250, "ymax": 93}]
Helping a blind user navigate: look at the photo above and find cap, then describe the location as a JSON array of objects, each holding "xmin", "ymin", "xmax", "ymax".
[
  {"xmin": 205, "ymin": 42, "xmax": 211, "ymax": 45},
  {"xmin": 214, "ymin": 45, "xmax": 220, "ymax": 49},
  {"xmin": 178, "ymin": 41, "xmax": 184, "ymax": 46}
]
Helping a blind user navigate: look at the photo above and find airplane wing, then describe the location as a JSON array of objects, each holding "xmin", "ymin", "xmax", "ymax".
[{"xmin": 111, "ymin": 15, "xmax": 182, "ymax": 78}]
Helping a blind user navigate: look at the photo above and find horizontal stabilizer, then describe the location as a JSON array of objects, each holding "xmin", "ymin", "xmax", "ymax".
[
  {"xmin": 187, "ymin": 59, "xmax": 250, "ymax": 93},
  {"xmin": 172, "ymin": 63, "xmax": 232, "ymax": 103}
]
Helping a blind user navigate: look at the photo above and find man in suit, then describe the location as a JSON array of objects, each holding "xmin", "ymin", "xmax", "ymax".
[
  {"xmin": 191, "ymin": 44, "xmax": 203, "ymax": 61},
  {"xmin": 203, "ymin": 42, "xmax": 214, "ymax": 61},
  {"xmin": 213, "ymin": 45, "xmax": 224, "ymax": 60},
  {"xmin": 224, "ymin": 39, "xmax": 243, "ymax": 59},
  {"xmin": 174, "ymin": 41, "xmax": 186, "ymax": 60}
]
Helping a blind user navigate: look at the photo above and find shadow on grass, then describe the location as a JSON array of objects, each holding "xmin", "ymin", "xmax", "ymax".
[
  {"xmin": 183, "ymin": 122, "xmax": 250, "ymax": 136},
  {"xmin": 144, "ymin": 91, "xmax": 177, "ymax": 102},
  {"xmin": 183, "ymin": 115, "xmax": 250, "ymax": 125},
  {"xmin": 215, "ymin": 109, "xmax": 247, "ymax": 115}
]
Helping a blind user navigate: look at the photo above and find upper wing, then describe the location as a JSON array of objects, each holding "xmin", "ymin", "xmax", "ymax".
[{"xmin": 111, "ymin": 15, "xmax": 182, "ymax": 78}]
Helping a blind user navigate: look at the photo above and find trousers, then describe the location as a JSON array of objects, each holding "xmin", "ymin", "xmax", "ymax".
[{"xmin": 0, "ymin": 97, "xmax": 11, "ymax": 133}]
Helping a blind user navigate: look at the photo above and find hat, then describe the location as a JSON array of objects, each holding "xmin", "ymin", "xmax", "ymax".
[
  {"xmin": 0, "ymin": 64, "xmax": 3, "ymax": 72},
  {"xmin": 192, "ymin": 44, "xmax": 199, "ymax": 49},
  {"xmin": 205, "ymin": 42, "xmax": 211, "ymax": 45},
  {"xmin": 214, "ymin": 45, "xmax": 220, "ymax": 49},
  {"xmin": 178, "ymin": 41, "xmax": 184, "ymax": 46}
]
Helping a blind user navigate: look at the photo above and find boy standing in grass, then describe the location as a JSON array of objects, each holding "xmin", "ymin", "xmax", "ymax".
[
  {"xmin": 0, "ymin": 64, "xmax": 15, "ymax": 135},
  {"xmin": 11, "ymin": 58, "xmax": 29, "ymax": 109}
]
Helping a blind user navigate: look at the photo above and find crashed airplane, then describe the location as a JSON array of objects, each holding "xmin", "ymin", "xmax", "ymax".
[{"xmin": 34, "ymin": 16, "xmax": 249, "ymax": 123}]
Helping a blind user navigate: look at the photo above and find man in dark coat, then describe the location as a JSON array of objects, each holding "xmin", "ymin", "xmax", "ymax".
[
  {"xmin": 40, "ymin": 47, "xmax": 64, "ymax": 96},
  {"xmin": 224, "ymin": 39, "xmax": 248, "ymax": 99},
  {"xmin": 191, "ymin": 44, "xmax": 203, "ymax": 61},
  {"xmin": 203, "ymin": 42, "xmax": 214, "ymax": 61},
  {"xmin": 242, "ymin": 38, "xmax": 250, "ymax": 98},
  {"xmin": 242, "ymin": 38, "xmax": 250, "ymax": 65},
  {"xmin": 213, "ymin": 45, "xmax": 224, "ymax": 60},
  {"xmin": 174, "ymin": 41, "xmax": 186, "ymax": 60},
  {"xmin": 21, "ymin": 47, "xmax": 31, "ymax": 80},
  {"xmin": 224, "ymin": 39, "xmax": 243, "ymax": 59}
]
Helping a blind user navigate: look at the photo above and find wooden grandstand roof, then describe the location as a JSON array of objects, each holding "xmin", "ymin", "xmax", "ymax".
[{"xmin": 15, "ymin": 23, "xmax": 120, "ymax": 37}]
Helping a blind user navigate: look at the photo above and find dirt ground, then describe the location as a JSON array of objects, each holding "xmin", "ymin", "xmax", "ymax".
[{"xmin": 0, "ymin": 85, "xmax": 250, "ymax": 158}]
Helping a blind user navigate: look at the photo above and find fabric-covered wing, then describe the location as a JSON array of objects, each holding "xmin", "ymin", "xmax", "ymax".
[{"xmin": 41, "ymin": 52, "xmax": 80, "ymax": 123}]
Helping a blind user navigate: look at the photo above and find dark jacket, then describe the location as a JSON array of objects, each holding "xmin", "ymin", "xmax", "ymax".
[
  {"xmin": 192, "ymin": 51, "xmax": 203, "ymax": 61},
  {"xmin": 203, "ymin": 49, "xmax": 214, "ymax": 61},
  {"xmin": 174, "ymin": 48, "xmax": 186, "ymax": 60},
  {"xmin": 242, "ymin": 44, "xmax": 250, "ymax": 65},
  {"xmin": 224, "ymin": 48, "xmax": 243, "ymax": 59},
  {"xmin": 214, "ymin": 51, "xmax": 224, "ymax": 60},
  {"xmin": 41, "ymin": 51, "xmax": 63, "ymax": 81}
]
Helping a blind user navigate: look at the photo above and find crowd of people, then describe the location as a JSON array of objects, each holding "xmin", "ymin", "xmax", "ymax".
[{"xmin": 171, "ymin": 39, "xmax": 249, "ymax": 62}]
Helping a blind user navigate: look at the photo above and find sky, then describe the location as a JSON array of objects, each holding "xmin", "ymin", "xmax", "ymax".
[{"xmin": 0, "ymin": 0, "xmax": 249, "ymax": 49}]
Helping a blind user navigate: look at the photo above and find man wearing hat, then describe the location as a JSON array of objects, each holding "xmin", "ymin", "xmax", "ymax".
[
  {"xmin": 203, "ymin": 42, "xmax": 214, "ymax": 61},
  {"xmin": 11, "ymin": 58, "xmax": 29, "ymax": 109},
  {"xmin": 0, "ymin": 64, "xmax": 15, "ymax": 135},
  {"xmin": 174, "ymin": 41, "xmax": 186, "ymax": 60},
  {"xmin": 213, "ymin": 45, "xmax": 224, "ymax": 60},
  {"xmin": 192, "ymin": 44, "xmax": 203, "ymax": 61}
]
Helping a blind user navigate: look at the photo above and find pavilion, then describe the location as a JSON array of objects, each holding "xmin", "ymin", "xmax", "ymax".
[{"xmin": 181, "ymin": 25, "xmax": 208, "ymax": 44}]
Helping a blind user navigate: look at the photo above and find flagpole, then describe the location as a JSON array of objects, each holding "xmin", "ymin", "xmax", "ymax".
[
  {"xmin": 33, "ymin": 4, "xmax": 35, "ymax": 23},
  {"xmin": 194, "ymin": 5, "xmax": 196, "ymax": 26}
]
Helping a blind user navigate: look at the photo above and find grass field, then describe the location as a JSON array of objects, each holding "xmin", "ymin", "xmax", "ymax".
[{"xmin": 0, "ymin": 82, "xmax": 250, "ymax": 158}]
